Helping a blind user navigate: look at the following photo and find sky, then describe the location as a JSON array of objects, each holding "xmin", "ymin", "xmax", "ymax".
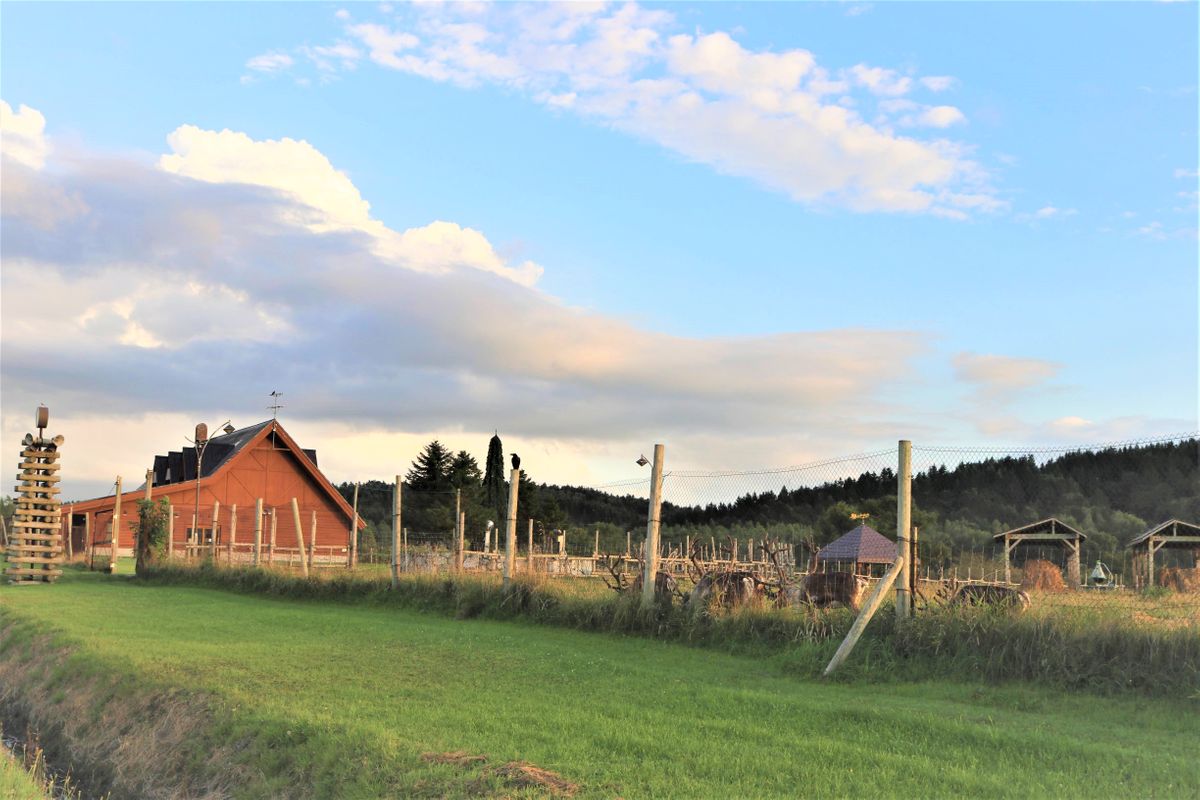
[{"xmin": 1, "ymin": 1, "xmax": 1197, "ymax": 501}]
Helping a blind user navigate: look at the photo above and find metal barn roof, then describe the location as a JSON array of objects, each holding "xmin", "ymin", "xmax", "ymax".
[{"xmin": 817, "ymin": 524, "xmax": 897, "ymax": 564}]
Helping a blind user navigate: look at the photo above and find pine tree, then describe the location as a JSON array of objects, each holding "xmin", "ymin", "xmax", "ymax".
[
  {"xmin": 483, "ymin": 433, "xmax": 506, "ymax": 522},
  {"xmin": 448, "ymin": 450, "xmax": 483, "ymax": 489},
  {"xmin": 406, "ymin": 440, "xmax": 452, "ymax": 492}
]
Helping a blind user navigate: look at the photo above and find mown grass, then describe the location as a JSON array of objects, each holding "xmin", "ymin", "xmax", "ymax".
[
  {"xmin": 2, "ymin": 566, "xmax": 1199, "ymax": 798},
  {"xmin": 140, "ymin": 560, "xmax": 1200, "ymax": 695}
]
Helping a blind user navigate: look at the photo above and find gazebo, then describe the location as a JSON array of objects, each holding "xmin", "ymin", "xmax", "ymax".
[
  {"xmin": 817, "ymin": 524, "xmax": 896, "ymax": 577},
  {"xmin": 994, "ymin": 518, "xmax": 1085, "ymax": 587},
  {"xmin": 1127, "ymin": 519, "xmax": 1200, "ymax": 589}
]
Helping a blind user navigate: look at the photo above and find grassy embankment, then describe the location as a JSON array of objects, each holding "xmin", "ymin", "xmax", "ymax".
[
  {"xmin": 2, "ymin": 564, "xmax": 1198, "ymax": 798},
  {"xmin": 0, "ymin": 749, "xmax": 47, "ymax": 800}
]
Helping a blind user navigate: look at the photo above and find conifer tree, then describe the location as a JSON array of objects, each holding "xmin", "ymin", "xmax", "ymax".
[{"xmin": 483, "ymin": 433, "xmax": 506, "ymax": 522}]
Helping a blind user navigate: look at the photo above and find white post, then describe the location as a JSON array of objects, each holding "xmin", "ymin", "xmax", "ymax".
[
  {"xmin": 350, "ymin": 482, "xmax": 360, "ymax": 568},
  {"xmin": 210, "ymin": 500, "xmax": 220, "ymax": 561},
  {"xmin": 896, "ymin": 439, "xmax": 912, "ymax": 621},
  {"xmin": 253, "ymin": 499, "xmax": 263, "ymax": 567},
  {"xmin": 310, "ymin": 510, "xmax": 318, "ymax": 570},
  {"xmin": 269, "ymin": 509, "xmax": 277, "ymax": 565},
  {"xmin": 503, "ymin": 467, "xmax": 520, "ymax": 587},
  {"xmin": 641, "ymin": 443, "xmax": 665, "ymax": 604},
  {"xmin": 229, "ymin": 504, "xmax": 238, "ymax": 565},
  {"xmin": 391, "ymin": 476, "xmax": 401, "ymax": 588},
  {"xmin": 112, "ymin": 476, "xmax": 123, "ymax": 567}
]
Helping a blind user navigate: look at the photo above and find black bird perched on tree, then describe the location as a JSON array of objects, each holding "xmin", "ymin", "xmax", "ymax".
[{"xmin": 511, "ymin": 453, "xmax": 521, "ymax": 471}]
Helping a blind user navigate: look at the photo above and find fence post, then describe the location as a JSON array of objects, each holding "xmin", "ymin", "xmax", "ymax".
[
  {"xmin": 454, "ymin": 488, "xmax": 463, "ymax": 572},
  {"xmin": 503, "ymin": 467, "xmax": 520, "ymax": 587},
  {"xmin": 896, "ymin": 439, "xmax": 912, "ymax": 621},
  {"xmin": 391, "ymin": 477, "xmax": 402, "ymax": 587},
  {"xmin": 269, "ymin": 509, "xmax": 277, "ymax": 565},
  {"xmin": 350, "ymin": 482, "xmax": 360, "ymax": 568},
  {"xmin": 527, "ymin": 518, "xmax": 534, "ymax": 573},
  {"xmin": 210, "ymin": 500, "xmax": 220, "ymax": 561},
  {"xmin": 229, "ymin": 504, "xmax": 238, "ymax": 565},
  {"xmin": 310, "ymin": 510, "xmax": 318, "ymax": 570},
  {"xmin": 253, "ymin": 499, "xmax": 263, "ymax": 567},
  {"xmin": 290, "ymin": 498, "xmax": 309, "ymax": 578},
  {"xmin": 85, "ymin": 511, "xmax": 93, "ymax": 568},
  {"xmin": 641, "ymin": 443, "xmax": 665, "ymax": 604},
  {"xmin": 112, "ymin": 476, "xmax": 123, "ymax": 568},
  {"xmin": 459, "ymin": 511, "xmax": 466, "ymax": 571}
]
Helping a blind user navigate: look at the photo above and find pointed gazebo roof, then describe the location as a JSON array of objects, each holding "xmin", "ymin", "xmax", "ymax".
[{"xmin": 817, "ymin": 524, "xmax": 896, "ymax": 564}]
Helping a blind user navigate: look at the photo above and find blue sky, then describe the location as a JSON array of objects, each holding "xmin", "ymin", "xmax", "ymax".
[{"xmin": 1, "ymin": 2, "xmax": 1197, "ymax": 496}]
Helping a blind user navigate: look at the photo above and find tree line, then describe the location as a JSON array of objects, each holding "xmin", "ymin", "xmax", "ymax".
[{"xmin": 339, "ymin": 437, "xmax": 1198, "ymax": 570}]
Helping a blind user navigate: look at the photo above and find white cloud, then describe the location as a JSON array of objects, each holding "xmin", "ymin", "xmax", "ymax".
[
  {"xmin": 917, "ymin": 105, "xmax": 965, "ymax": 128},
  {"xmin": 4, "ymin": 108, "xmax": 944, "ymax": 492},
  {"xmin": 920, "ymin": 76, "xmax": 955, "ymax": 92},
  {"xmin": 953, "ymin": 352, "xmax": 1061, "ymax": 401},
  {"xmin": 1136, "ymin": 221, "xmax": 1165, "ymax": 240},
  {"xmin": 292, "ymin": 4, "xmax": 998, "ymax": 217},
  {"xmin": 335, "ymin": 8, "xmax": 351, "ymax": 21},
  {"xmin": 246, "ymin": 51, "xmax": 295, "ymax": 73},
  {"xmin": 1173, "ymin": 168, "xmax": 1198, "ymax": 178},
  {"xmin": 1, "ymin": 99, "xmax": 49, "ymax": 169}
]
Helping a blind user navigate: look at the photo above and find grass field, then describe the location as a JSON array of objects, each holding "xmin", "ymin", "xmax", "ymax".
[
  {"xmin": 0, "ymin": 749, "xmax": 46, "ymax": 800},
  {"xmin": 2, "ymin": 567, "xmax": 1198, "ymax": 798}
]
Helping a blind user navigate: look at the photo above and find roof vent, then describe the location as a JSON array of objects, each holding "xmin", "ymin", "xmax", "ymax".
[{"xmin": 223, "ymin": 423, "xmax": 236, "ymax": 435}]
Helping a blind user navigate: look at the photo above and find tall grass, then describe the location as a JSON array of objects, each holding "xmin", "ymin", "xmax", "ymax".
[{"xmin": 140, "ymin": 563, "xmax": 1200, "ymax": 695}]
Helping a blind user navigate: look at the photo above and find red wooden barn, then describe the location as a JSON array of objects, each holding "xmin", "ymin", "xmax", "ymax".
[{"xmin": 65, "ymin": 420, "xmax": 362, "ymax": 564}]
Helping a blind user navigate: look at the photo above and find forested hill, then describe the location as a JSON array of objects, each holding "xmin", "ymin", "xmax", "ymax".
[
  {"xmin": 339, "ymin": 438, "xmax": 1197, "ymax": 565},
  {"xmin": 536, "ymin": 439, "xmax": 1199, "ymax": 564}
]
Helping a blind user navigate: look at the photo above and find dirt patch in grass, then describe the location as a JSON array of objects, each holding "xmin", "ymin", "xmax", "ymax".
[{"xmin": 489, "ymin": 761, "xmax": 579, "ymax": 797}]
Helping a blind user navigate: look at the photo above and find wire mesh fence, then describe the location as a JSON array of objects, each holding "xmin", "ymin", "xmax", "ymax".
[{"xmin": 76, "ymin": 433, "xmax": 1196, "ymax": 630}]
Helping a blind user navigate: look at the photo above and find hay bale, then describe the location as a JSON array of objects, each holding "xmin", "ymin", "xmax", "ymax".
[
  {"xmin": 1157, "ymin": 567, "xmax": 1200, "ymax": 592},
  {"xmin": 1020, "ymin": 559, "xmax": 1066, "ymax": 592}
]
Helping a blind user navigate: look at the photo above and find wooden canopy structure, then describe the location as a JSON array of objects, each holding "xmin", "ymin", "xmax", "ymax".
[
  {"xmin": 816, "ymin": 524, "xmax": 896, "ymax": 577},
  {"xmin": 1126, "ymin": 519, "xmax": 1200, "ymax": 589},
  {"xmin": 994, "ymin": 518, "xmax": 1085, "ymax": 587}
]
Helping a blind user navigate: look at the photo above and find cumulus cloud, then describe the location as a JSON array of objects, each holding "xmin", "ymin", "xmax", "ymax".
[
  {"xmin": 1, "ymin": 100, "xmax": 49, "ymax": 169},
  {"xmin": 2, "ymin": 105, "xmax": 943, "ymax": 492},
  {"xmin": 256, "ymin": 3, "xmax": 997, "ymax": 217}
]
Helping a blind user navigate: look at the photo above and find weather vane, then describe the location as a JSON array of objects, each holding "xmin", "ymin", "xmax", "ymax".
[{"xmin": 850, "ymin": 512, "xmax": 871, "ymax": 522}]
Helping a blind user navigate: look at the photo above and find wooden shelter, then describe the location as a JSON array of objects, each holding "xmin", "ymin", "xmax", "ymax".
[
  {"xmin": 994, "ymin": 518, "xmax": 1085, "ymax": 587},
  {"xmin": 816, "ymin": 524, "xmax": 896, "ymax": 577},
  {"xmin": 1127, "ymin": 519, "xmax": 1200, "ymax": 589},
  {"xmin": 66, "ymin": 420, "xmax": 363, "ymax": 564}
]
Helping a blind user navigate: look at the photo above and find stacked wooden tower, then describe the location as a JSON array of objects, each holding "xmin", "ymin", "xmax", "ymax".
[{"xmin": 6, "ymin": 406, "xmax": 65, "ymax": 584}]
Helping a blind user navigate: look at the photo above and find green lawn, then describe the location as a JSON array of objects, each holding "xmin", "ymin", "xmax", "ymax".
[{"xmin": 2, "ymin": 567, "xmax": 1197, "ymax": 798}]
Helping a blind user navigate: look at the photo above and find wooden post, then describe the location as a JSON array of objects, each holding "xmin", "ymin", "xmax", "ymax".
[
  {"xmin": 1004, "ymin": 534, "xmax": 1012, "ymax": 584},
  {"xmin": 350, "ymin": 482, "xmax": 360, "ymax": 568},
  {"xmin": 896, "ymin": 439, "xmax": 912, "ymax": 620},
  {"xmin": 253, "ymin": 499, "xmax": 263, "ymax": 567},
  {"xmin": 402, "ymin": 527, "xmax": 408, "ymax": 571},
  {"xmin": 594, "ymin": 529, "xmax": 599, "ymax": 557},
  {"xmin": 210, "ymin": 500, "xmax": 220, "ymax": 561},
  {"xmin": 1067, "ymin": 538, "xmax": 1081, "ymax": 587},
  {"xmin": 166, "ymin": 502, "xmax": 173, "ymax": 559},
  {"xmin": 824, "ymin": 554, "xmax": 905, "ymax": 675},
  {"xmin": 229, "ymin": 504, "xmax": 238, "ymax": 565},
  {"xmin": 65, "ymin": 505, "xmax": 74, "ymax": 560},
  {"xmin": 269, "ymin": 509, "xmax": 278, "ymax": 565},
  {"xmin": 85, "ymin": 512, "xmax": 93, "ymax": 568},
  {"xmin": 641, "ymin": 443, "xmax": 665, "ymax": 604},
  {"xmin": 453, "ymin": 488, "xmax": 463, "ymax": 572},
  {"xmin": 459, "ymin": 511, "xmax": 466, "ymax": 571},
  {"xmin": 112, "ymin": 476, "xmax": 123, "ymax": 568},
  {"xmin": 190, "ymin": 513, "xmax": 197, "ymax": 559},
  {"xmin": 910, "ymin": 525, "xmax": 919, "ymax": 597},
  {"xmin": 527, "ymin": 518, "xmax": 534, "ymax": 573},
  {"xmin": 391, "ymin": 476, "xmax": 401, "ymax": 589},
  {"xmin": 289, "ymin": 498, "xmax": 309, "ymax": 578},
  {"xmin": 310, "ymin": 510, "xmax": 318, "ymax": 570},
  {"xmin": 503, "ymin": 467, "xmax": 520, "ymax": 587},
  {"xmin": 625, "ymin": 531, "xmax": 631, "ymax": 558}
]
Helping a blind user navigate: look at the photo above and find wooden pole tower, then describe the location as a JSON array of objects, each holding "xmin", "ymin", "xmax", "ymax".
[{"xmin": 6, "ymin": 406, "xmax": 65, "ymax": 584}]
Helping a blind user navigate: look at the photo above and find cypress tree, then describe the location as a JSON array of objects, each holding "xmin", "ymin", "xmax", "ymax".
[{"xmin": 483, "ymin": 433, "xmax": 506, "ymax": 522}]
